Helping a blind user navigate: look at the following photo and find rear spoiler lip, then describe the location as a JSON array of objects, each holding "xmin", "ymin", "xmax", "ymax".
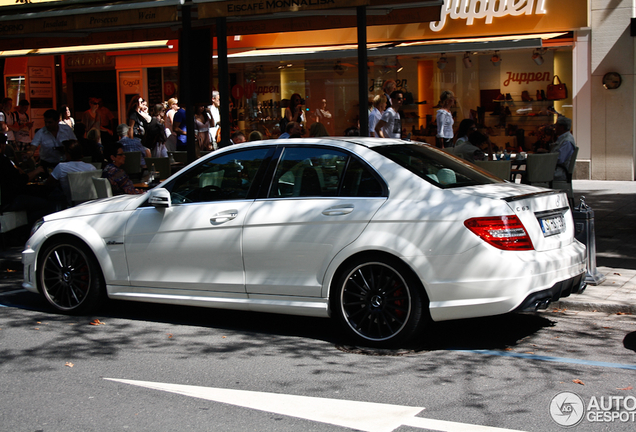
[{"xmin": 502, "ymin": 190, "xmax": 563, "ymax": 203}]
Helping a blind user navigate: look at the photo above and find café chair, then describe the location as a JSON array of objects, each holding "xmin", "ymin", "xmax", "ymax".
[
  {"xmin": 92, "ymin": 177, "xmax": 113, "ymax": 199},
  {"xmin": 67, "ymin": 170, "xmax": 101, "ymax": 205},
  {"xmin": 122, "ymin": 151, "xmax": 142, "ymax": 180},
  {"xmin": 526, "ymin": 153, "xmax": 559, "ymax": 188},
  {"xmin": 552, "ymin": 147, "xmax": 579, "ymax": 207},
  {"xmin": 474, "ymin": 160, "xmax": 512, "ymax": 181},
  {"xmin": 145, "ymin": 157, "xmax": 170, "ymax": 180},
  {"xmin": 0, "ymin": 190, "xmax": 28, "ymax": 249}
]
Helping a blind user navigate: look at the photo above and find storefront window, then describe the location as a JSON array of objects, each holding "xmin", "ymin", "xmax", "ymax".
[{"xmin": 226, "ymin": 45, "xmax": 573, "ymax": 152}]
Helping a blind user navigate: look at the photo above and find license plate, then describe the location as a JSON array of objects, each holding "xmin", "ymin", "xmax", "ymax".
[{"xmin": 539, "ymin": 214, "xmax": 565, "ymax": 237}]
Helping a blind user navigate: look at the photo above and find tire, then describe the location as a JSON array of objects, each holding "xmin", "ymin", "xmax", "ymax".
[
  {"xmin": 332, "ymin": 256, "xmax": 429, "ymax": 347},
  {"xmin": 37, "ymin": 238, "xmax": 105, "ymax": 314}
]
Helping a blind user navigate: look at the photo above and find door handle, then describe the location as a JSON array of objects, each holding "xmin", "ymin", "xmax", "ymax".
[
  {"xmin": 322, "ymin": 205, "xmax": 354, "ymax": 216},
  {"xmin": 210, "ymin": 210, "xmax": 238, "ymax": 223}
]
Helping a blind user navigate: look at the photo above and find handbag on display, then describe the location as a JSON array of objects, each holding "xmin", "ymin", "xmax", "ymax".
[{"xmin": 547, "ymin": 75, "xmax": 568, "ymax": 100}]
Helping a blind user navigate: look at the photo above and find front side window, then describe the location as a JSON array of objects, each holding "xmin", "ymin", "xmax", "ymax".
[
  {"xmin": 164, "ymin": 148, "xmax": 270, "ymax": 204},
  {"xmin": 373, "ymin": 142, "xmax": 501, "ymax": 188},
  {"xmin": 268, "ymin": 146, "xmax": 385, "ymax": 198}
]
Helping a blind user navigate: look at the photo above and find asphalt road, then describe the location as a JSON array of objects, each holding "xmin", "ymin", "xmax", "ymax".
[{"xmin": 1, "ymin": 270, "xmax": 635, "ymax": 432}]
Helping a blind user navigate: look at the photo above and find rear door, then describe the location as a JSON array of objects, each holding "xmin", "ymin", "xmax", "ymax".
[{"xmin": 242, "ymin": 145, "xmax": 388, "ymax": 297}]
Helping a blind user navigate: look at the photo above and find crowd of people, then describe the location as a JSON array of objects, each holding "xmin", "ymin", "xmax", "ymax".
[{"xmin": 1, "ymin": 88, "xmax": 578, "ymax": 225}]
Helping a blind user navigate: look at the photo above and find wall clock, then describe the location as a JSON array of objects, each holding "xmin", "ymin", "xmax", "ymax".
[{"xmin": 603, "ymin": 72, "xmax": 622, "ymax": 89}]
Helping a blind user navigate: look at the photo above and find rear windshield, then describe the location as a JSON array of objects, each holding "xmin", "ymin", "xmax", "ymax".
[{"xmin": 372, "ymin": 142, "xmax": 503, "ymax": 188}]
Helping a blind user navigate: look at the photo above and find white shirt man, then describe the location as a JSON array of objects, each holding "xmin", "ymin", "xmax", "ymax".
[
  {"xmin": 375, "ymin": 91, "xmax": 404, "ymax": 139},
  {"xmin": 208, "ymin": 91, "xmax": 221, "ymax": 149},
  {"xmin": 31, "ymin": 109, "xmax": 77, "ymax": 167}
]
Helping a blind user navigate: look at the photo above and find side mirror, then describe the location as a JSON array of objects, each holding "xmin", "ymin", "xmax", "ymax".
[{"xmin": 148, "ymin": 188, "xmax": 171, "ymax": 208}]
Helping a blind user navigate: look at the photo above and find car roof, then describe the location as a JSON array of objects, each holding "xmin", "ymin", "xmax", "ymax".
[{"xmin": 230, "ymin": 137, "xmax": 424, "ymax": 150}]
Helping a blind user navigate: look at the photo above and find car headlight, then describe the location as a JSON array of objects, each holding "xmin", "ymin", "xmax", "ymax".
[{"xmin": 30, "ymin": 218, "xmax": 45, "ymax": 237}]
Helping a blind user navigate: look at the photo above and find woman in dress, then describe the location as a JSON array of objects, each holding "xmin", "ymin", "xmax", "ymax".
[
  {"xmin": 436, "ymin": 90, "xmax": 455, "ymax": 148},
  {"xmin": 145, "ymin": 104, "xmax": 168, "ymax": 158},
  {"xmin": 59, "ymin": 105, "xmax": 75, "ymax": 130},
  {"xmin": 194, "ymin": 103, "xmax": 211, "ymax": 156},
  {"xmin": 126, "ymin": 95, "xmax": 148, "ymax": 140},
  {"xmin": 164, "ymin": 98, "xmax": 179, "ymax": 152},
  {"xmin": 314, "ymin": 98, "xmax": 333, "ymax": 136}
]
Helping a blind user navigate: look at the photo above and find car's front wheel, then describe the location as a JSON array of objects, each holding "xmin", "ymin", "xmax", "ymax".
[
  {"xmin": 38, "ymin": 238, "xmax": 105, "ymax": 314},
  {"xmin": 332, "ymin": 256, "xmax": 429, "ymax": 347}
]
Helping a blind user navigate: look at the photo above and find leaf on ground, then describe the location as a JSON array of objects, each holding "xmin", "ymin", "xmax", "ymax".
[
  {"xmin": 89, "ymin": 319, "xmax": 105, "ymax": 326},
  {"xmin": 166, "ymin": 333, "xmax": 173, "ymax": 339},
  {"xmin": 616, "ymin": 312, "xmax": 632, "ymax": 315},
  {"xmin": 34, "ymin": 328, "xmax": 39, "ymax": 330},
  {"xmin": 617, "ymin": 386, "xmax": 633, "ymax": 390},
  {"xmin": 613, "ymin": 272, "xmax": 621, "ymax": 276},
  {"xmin": 65, "ymin": 362, "xmax": 74, "ymax": 368},
  {"xmin": 572, "ymin": 379, "xmax": 585, "ymax": 385}
]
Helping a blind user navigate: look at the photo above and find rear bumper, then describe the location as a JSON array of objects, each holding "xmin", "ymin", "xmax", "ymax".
[{"xmin": 514, "ymin": 271, "xmax": 586, "ymax": 312}]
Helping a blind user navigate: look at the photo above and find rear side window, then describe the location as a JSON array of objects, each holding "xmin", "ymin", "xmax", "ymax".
[
  {"xmin": 373, "ymin": 143, "xmax": 501, "ymax": 188},
  {"xmin": 268, "ymin": 146, "xmax": 386, "ymax": 198}
]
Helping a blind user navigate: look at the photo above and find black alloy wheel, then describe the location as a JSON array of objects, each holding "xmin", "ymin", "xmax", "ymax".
[
  {"xmin": 334, "ymin": 257, "xmax": 427, "ymax": 346},
  {"xmin": 38, "ymin": 239, "xmax": 104, "ymax": 314}
]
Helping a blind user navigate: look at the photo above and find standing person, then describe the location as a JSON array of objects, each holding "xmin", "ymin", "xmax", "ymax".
[
  {"xmin": 551, "ymin": 116, "xmax": 577, "ymax": 181},
  {"xmin": 164, "ymin": 98, "xmax": 179, "ymax": 152},
  {"xmin": 283, "ymin": 93, "xmax": 305, "ymax": 135},
  {"xmin": 102, "ymin": 142, "xmax": 143, "ymax": 195},
  {"xmin": 139, "ymin": 99, "xmax": 152, "ymax": 123},
  {"xmin": 10, "ymin": 99, "xmax": 34, "ymax": 153},
  {"xmin": 382, "ymin": 80, "xmax": 397, "ymax": 109},
  {"xmin": 59, "ymin": 105, "xmax": 75, "ymax": 130},
  {"xmin": 314, "ymin": 98, "xmax": 333, "ymax": 136},
  {"xmin": 126, "ymin": 95, "xmax": 147, "ymax": 140},
  {"xmin": 436, "ymin": 90, "xmax": 455, "ymax": 148},
  {"xmin": 47, "ymin": 140, "xmax": 96, "ymax": 206},
  {"xmin": 0, "ymin": 98, "xmax": 15, "ymax": 151},
  {"xmin": 145, "ymin": 104, "xmax": 168, "ymax": 158},
  {"xmin": 374, "ymin": 91, "xmax": 404, "ymax": 139},
  {"xmin": 194, "ymin": 103, "xmax": 211, "ymax": 155},
  {"xmin": 208, "ymin": 91, "xmax": 221, "ymax": 150},
  {"xmin": 368, "ymin": 94, "xmax": 387, "ymax": 137},
  {"xmin": 172, "ymin": 105, "xmax": 187, "ymax": 151},
  {"xmin": 117, "ymin": 123, "xmax": 151, "ymax": 170},
  {"xmin": 81, "ymin": 97, "xmax": 102, "ymax": 137},
  {"xmin": 31, "ymin": 109, "xmax": 77, "ymax": 169}
]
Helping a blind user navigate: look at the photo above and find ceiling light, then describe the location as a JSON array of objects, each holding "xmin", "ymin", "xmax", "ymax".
[
  {"xmin": 437, "ymin": 53, "xmax": 448, "ymax": 70},
  {"xmin": 532, "ymin": 49, "xmax": 546, "ymax": 65},
  {"xmin": 491, "ymin": 51, "xmax": 502, "ymax": 66},
  {"xmin": 396, "ymin": 60, "xmax": 403, "ymax": 73},
  {"xmin": 463, "ymin": 52, "xmax": 472, "ymax": 68},
  {"xmin": 333, "ymin": 60, "xmax": 347, "ymax": 75}
]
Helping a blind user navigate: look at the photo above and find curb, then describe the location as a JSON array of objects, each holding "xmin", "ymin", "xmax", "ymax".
[{"xmin": 552, "ymin": 299, "xmax": 636, "ymax": 315}]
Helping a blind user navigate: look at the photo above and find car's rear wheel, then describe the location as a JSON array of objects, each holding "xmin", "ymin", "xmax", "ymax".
[
  {"xmin": 38, "ymin": 239, "xmax": 104, "ymax": 314},
  {"xmin": 332, "ymin": 256, "xmax": 428, "ymax": 347}
]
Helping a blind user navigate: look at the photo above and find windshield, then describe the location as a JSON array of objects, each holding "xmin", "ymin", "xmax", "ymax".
[{"xmin": 373, "ymin": 142, "xmax": 503, "ymax": 188}]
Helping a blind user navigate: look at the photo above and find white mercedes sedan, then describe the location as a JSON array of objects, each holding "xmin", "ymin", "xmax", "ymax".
[{"xmin": 22, "ymin": 138, "xmax": 586, "ymax": 347}]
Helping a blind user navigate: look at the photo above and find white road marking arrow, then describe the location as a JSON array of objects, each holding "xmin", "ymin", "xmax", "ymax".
[{"xmin": 105, "ymin": 378, "xmax": 523, "ymax": 432}]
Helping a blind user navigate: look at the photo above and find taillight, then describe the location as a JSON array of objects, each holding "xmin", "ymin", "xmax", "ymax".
[{"xmin": 464, "ymin": 215, "xmax": 534, "ymax": 251}]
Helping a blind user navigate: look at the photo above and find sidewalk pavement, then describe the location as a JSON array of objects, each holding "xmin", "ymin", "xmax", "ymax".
[{"xmin": 1, "ymin": 180, "xmax": 635, "ymax": 314}]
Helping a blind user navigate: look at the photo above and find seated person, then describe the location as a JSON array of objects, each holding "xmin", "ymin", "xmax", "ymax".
[
  {"xmin": 117, "ymin": 123, "xmax": 151, "ymax": 169},
  {"xmin": 102, "ymin": 142, "xmax": 143, "ymax": 195},
  {"xmin": 46, "ymin": 140, "xmax": 97, "ymax": 206},
  {"xmin": 0, "ymin": 134, "xmax": 57, "ymax": 224},
  {"xmin": 453, "ymin": 131, "xmax": 486, "ymax": 163}
]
